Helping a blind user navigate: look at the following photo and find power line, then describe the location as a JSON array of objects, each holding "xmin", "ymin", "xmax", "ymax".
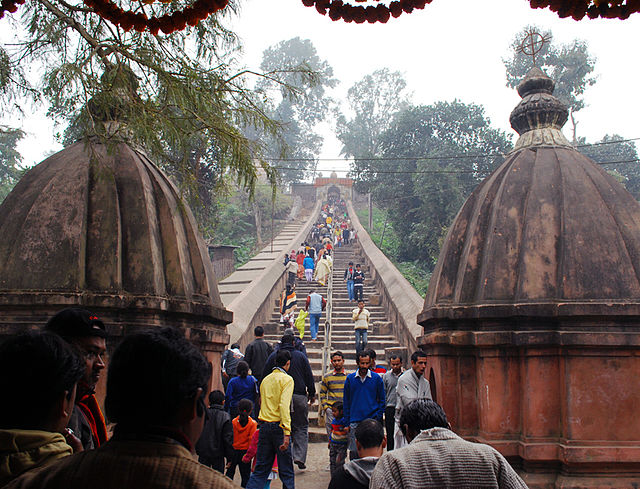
[
  {"xmin": 271, "ymin": 157, "xmax": 640, "ymax": 175},
  {"xmin": 263, "ymin": 136, "xmax": 640, "ymax": 165}
]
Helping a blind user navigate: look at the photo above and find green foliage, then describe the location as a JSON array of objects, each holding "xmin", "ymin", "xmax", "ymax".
[
  {"xmin": 0, "ymin": 126, "xmax": 25, "ymax": 202},
  {"xmin": 504, "ymin": 26, "xmax": 597, "ymax": 141},
  {"xmin": 579, "ymin": 134, "xmax": 640, "ymax": 199},
  {"xmin": 2, "ymin": 0, "xmax": 281, "ymax": 205},
  {"xmin": 337, "ymin": 69, "xmax": 411, "ymax": 193},
  {"xmin": 251, "ymin": 37, "xmax": 337, "ymax": 184},
  {"xmin": 210, "ymin": 181, "xmax": 293, "ymax": 267},
  {"xmin": 355, "ymin": 205, "xmax": 431, "ymax": 297},
  {"xmin": 355, "ymin": 101, "xmax": 511, "ymax": 271}
]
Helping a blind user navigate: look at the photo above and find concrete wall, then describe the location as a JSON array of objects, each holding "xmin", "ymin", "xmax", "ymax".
[
  {"xmin": 346, "ymin": 200, "xmax": 423, "ymax": 354},
  {"xmin": 226, "ymin": 201, "xmax": 322, "ymax": 348}
]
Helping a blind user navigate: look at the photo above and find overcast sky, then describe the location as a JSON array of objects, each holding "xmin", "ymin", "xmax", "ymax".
[
  {"xmin": 4, "ymin": 0, "xmax": 640, "ymax": 176},
  {"xmin": 228, "ymin": 0, "xmax": 640, "ymax": 177}
]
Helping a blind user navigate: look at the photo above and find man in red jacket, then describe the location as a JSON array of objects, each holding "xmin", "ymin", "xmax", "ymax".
[{"xmin": 45, "ymin": 308, "xmax": 108, "ymax": 450}]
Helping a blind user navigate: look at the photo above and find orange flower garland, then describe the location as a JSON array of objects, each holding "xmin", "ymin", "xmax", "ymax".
[
  {"xmin": 302, "ymin": 0, "xmax": 431, "ymax": 22},
  {"xmin": 0, "ymin": 0, "xmax": 25, "ymax": 19},
  {"xmin": 529, "ymin": 0, "xmax": 640, "ymax": 20},
  {"xmin": 83, "ymin": 0, "xmax": 229, "ymax": 34},
  {"xmin": 301, "ymin": 0, "xmax": 640, "ymax": 22}
]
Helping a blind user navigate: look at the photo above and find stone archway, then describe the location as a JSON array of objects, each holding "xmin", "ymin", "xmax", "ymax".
[{"xmin": 327, "ymin": 185, "xmax": 340, "ymax": 201}]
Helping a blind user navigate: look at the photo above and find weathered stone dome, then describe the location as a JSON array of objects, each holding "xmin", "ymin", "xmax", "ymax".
[
  {"xmin": 419, "ymin": 68, "xmax": 640, "ymax": 325},
  {"xmin": 0, "ymin": 140, "xmax": 231, "ymax": 329}
]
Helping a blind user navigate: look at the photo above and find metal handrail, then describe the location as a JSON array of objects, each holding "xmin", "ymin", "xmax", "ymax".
[{"xmin": 321, "ymin": 264, "xmax": 333, "ymax": 381}]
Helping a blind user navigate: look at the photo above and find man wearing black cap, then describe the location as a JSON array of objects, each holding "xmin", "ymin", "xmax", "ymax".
[{"xmin": 44, "ymin": 308, "xmax": 108, "ymax": 450}]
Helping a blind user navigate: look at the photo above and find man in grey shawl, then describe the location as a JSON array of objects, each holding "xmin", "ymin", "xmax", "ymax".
[
  {"xmin": 393, "ymin": 350, "xmax": 432, "ymax": 449},
  {"xmin": 371, "ymin": 400, "xmax": 528, "ymax": 489}
]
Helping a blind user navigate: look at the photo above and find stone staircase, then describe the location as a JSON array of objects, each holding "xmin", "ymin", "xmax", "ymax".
[{"xmin": 261, "ymin": 241, "xmax": 401, "ymax": 442}]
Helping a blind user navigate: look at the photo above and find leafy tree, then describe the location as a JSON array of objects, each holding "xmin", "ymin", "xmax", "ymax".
[
  {"xmin": 359, "ymin": 101, "xmax": 512, "ymax": 270},
  {"xmin": 336, "ymin": 68, "xmax": 411, "ymax": 192},
  {"xmin": 1, "ymin": 0, "xmax": 285, "ymax": 219},
  {"xmin": 254, "ymin": 37, "xmax": 337, "ymax": 184},
  {"xmin": 504, "ymin": 26, "xmax": 597, "ymax": 143},
  {"xmin": 0, "ymin": 126, "xmax": 24, "ymax": 202},
  {"xmin": 579, "ymin": 134, "xmax": 640, "ymax": 200}
]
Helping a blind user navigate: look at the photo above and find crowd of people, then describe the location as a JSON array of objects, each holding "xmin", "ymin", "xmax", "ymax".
[
  {"xmin": 0, "ymin": 196, "xmax": 529, "ymax": 489},
  {"xmin": 0, "ymin": 313, "xmax": 529, "ymax": 489}
]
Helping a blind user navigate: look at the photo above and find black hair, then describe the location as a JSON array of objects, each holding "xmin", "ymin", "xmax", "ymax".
[
  {"xmin": 389, "ymin": 354, "xmax": 400, "ymax": 361},
  {"xmin": 356, "ymin": 263, "xmax": 361, "ymax": 267},
  {"xmin": 355, "ymin": 350, "xmax": 370, "ymax": 363},
  {"xmin": 280, "ymin": 334, "xmax": 294, "ymax": 345},
  {"xmin": 254, "ymin": 326, "xmax": 264, "ymax": 337},
  {"xmin": 0, "ymin": 331, "xmax": 84, "ymax": 430},
  {"xmin": 400, "ymin": 399, "xmax": 448, "ymax": 433},
  {"xmin": 331, "ymin": 401, "xmax": 343, "ymax": 413},
  {"xmin": 410, "ymin": 350, "xmax": 428, "ymax": 363},
  {"xmin": 355, "ymin": 418, "xmax": 384, "ymax": 449},
  {"xmin": 275, "ymin": 349, "xmax": 291, "ymax": 367},
  {"xmin": 231, "ymin": 343, "xmax": 240, "ymax": 350},
  {"xmin": 348, "ymin": 262, "xmax": 353, "ymax": 266},
  {"xmin": 331, "ymin": 351, "xmax": 344, "ymax": 360},
  {"xmin": 105, "ymin": 327, "xmax": 211, "ymax": 427},
  {"xmin": 237, "ymin": 360, "xmax": 249, "ymax": 378},
  {"xmin": 209, "ymin": 390, "xmax": 225, "ymax": 406},
  {"xmin": 238, "ymin": 398, "xmax": 253, "ymax": 426},
  {"xmin": 366, "ymin": 348, "xmax": 377, "ymax": 360}
]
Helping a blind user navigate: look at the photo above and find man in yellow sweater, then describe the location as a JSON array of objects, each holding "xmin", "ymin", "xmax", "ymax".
[{"xmin": 247, "ymin": 349, "xmax": 295, "ymax": 489}]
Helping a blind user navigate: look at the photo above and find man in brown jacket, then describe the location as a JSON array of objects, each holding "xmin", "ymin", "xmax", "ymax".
[{"xmin": 6, "ymin": 327, "xmax": 238, "ymax": 489}]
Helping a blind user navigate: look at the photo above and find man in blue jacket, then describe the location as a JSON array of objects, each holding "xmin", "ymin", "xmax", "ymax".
[
  {"xmin": 263, "ymin": 333, "xmax": 316, "ymax": 470},
  {"xmin": 343, "ymin": 350, "xmax": 385, "ymax": 460}
]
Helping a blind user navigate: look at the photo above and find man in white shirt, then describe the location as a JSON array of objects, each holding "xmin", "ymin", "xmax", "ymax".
[{"xmin": 351, "ymin": 301, "xmax": 370, "ymax": 354}]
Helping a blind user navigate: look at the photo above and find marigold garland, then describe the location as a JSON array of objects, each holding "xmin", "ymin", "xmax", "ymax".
[
  {"xmin": 0, "ymin": 0, "xmax": 25, "ymax": 19},
  {"xmin": 301, "ymin": 0, "xmax": 640, "ymax": 22},
  {"xmin": 83, "ymin": 0, "xmax": 229, "ymax": 34},
  {"xmin": 528, "ymin": 0, "xmax": 640, "ymax": 20}
]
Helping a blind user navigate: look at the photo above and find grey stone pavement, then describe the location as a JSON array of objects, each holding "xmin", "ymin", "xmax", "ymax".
[{"xmin": 228, "ymin": 441, "xmax": 332, "ymax": 489}]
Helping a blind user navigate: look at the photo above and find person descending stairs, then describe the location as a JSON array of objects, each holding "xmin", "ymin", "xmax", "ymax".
[{"xmin": 260, "ymin": 205, "xmax": 402, "ymax": 443}]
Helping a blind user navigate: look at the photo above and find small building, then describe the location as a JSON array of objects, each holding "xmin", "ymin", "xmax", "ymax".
[
  {"xmin": 0, "ymin": 139, "xmax": 232, "ymax": 398},
  {"xmin": 419, "ymin": 68, "xmax": 640, "ymax": 488},
  {"xmin": 208, "ymin": 244, "xmax": 238, "ymax": 281}
]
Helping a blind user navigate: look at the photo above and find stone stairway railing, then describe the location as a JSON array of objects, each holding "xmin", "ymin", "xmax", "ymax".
[
  {"xmin": 227, "ymin": 200, "xmax": 322, "ymax": 348},
  {"xmin": 346, "ymin": 200, "xmax": 424, "ymax": 354}
]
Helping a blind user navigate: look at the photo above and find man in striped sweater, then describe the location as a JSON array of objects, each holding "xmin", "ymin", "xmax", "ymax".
[
  {"xmin": 370, "ymin": 400, "xmax": 528, "ymax": 489},
  {"xmin": 320, "ymin": 351, "xmax": 347, "ymax": 437}
]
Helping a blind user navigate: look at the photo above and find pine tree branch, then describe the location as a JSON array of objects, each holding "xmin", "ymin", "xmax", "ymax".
[{"xmin": 38, "ymin": 0, "xmax": 114, "ymax": 68}]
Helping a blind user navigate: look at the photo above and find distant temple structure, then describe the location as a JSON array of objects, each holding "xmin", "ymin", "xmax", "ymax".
[
  {"xmin": 419, "ymin": 67, "xmax": 640, "ymax": 488},
  {"xmin": 291, "ymin": 171, "xmax": 365, "ymax": 205}
]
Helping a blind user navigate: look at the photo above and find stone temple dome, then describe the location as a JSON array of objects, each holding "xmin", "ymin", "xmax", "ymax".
[
  {"xmin": 0, "ymin": 140, "xmax": 231, "ymax": 336},
  {"xmin": 419, "ymin": 67, "xmax": 640, "ymax": 325}
]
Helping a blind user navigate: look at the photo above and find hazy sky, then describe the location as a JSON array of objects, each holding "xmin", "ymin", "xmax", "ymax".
[
  {"xmin": 4, "ymin": 0, "xmax": 639, "ymax": 176},
  {"xmin": 229, "ymin": 0, "xmax": 640, "ymax": 177}
]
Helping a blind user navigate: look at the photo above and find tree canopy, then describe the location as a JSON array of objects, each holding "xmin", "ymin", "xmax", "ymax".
[
  {"xmin": 336, "ymin": 68, "xmax": 411, "ymax": 190},
  {"xmin": 504, "ymin": 26, "xmax": 597, "ymax": 143},
  {"xmin": 253, "ymin": 37, "xmax": 337, "ymax": 184},
  {"xmin": 1, "ymin": 1, "xmax": 287, "ymax": 204},
  {"xmin": 0, "ymin": 126, "xmax": 24, "ymax": 202}
]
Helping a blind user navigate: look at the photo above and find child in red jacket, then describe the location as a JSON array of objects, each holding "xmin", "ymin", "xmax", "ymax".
[{"xmin": 226, "ymin": 399, "xmax": 257, "ymax": 487}]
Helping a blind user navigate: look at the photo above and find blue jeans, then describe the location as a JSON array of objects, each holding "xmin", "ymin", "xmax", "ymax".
[
  {"xmin": 346, "ymin": 280, "xmax": 354, "ymax": 301},
  {"xmin": 355, "ymin": 329, "xmax": 367, "ymax": 354},
  {"xmin": 246, "ymin": 422, "xmax": 295, "ymax": 489},
  {"xmin": 309, "ymin": 313, "xmax": 320, "ymax": 340}
]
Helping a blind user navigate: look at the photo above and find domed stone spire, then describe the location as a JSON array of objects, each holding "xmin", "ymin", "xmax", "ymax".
[
  {"xmin": 508, "ymin": 67, "xmax": 572, "ymax": 151},
  {"xmin": 418, "ymin": 66, "xmax": 640, "ymax": 489}
]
